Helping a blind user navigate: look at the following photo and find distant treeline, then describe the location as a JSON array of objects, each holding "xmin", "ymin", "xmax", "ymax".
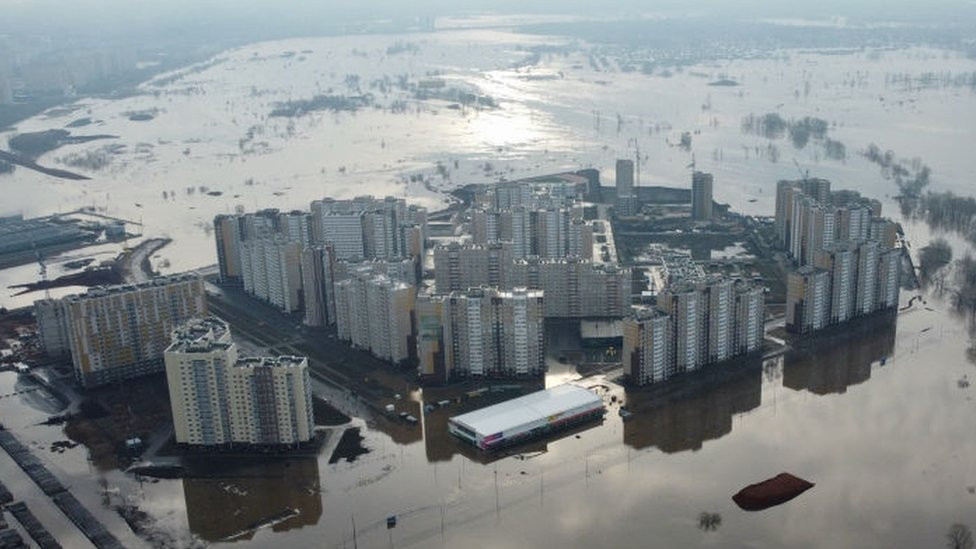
[
  {"xmin": 864, "ymin": 144, "xmax": 930, "ymax": 198},
  {"xmin": 741, "ymin": 112, "xmax": 845, "ymax": 160},
  {"xmin": 269, "ymin": 95, "xmax": 372, "ymax": 118},
  {"xmin": 911, "ymin": 192, "xmax": 976, "ymax": 244}
]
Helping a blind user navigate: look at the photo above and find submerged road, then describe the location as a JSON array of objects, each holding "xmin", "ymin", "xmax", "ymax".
[{"xmin": 0, "ymin": 150, "xmax": 89, "ymax": 180}]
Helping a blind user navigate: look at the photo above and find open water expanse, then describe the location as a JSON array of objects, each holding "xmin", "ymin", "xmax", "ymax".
[{"xmin": 0, "ymin": 20, "xmax": 975, "ymax": 548}]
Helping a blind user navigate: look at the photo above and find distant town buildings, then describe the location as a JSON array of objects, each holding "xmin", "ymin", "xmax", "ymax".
[
  {"xmin": 164, "ymin": 317, "xmax": 314, "ymax": 447},
  {"xmin": 36, "ymin": 275, "xmax": 207, "ymax": 387},
  {"xmin": 775, "ymin": 179, "xmax": 901, "ymax": 334},
  {"xmin": 624, "ymin": 277, "xmax": 764, "ymax": 386},
  {"xmin": 691, "ymin": 171, "xmax": 714, "ymax": 221}
]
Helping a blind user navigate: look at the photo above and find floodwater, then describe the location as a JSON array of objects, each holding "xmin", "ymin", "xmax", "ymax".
[
  {"xmin": 0, "ymin": 24, "xmax": 974, "ymax": 549},
  {"xmin": 2, "ymin": 28, "xmax": 976, "ymax": 307}
]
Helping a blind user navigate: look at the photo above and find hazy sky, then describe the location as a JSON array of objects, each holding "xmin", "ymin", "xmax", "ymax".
[{"xmin": 0, "ymin": 0, "xmax": 972, "ymax": 45}]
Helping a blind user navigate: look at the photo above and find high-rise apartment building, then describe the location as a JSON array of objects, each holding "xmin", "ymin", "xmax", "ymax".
[
  {"xmin": 164, "ymin": 317, "xmax": 314, "ymax": 447},
  {"xmin": 836, "ymin": 204, "xmax": 871, "ymax": 243},
  {"xmin": 214, "ymin": 209, "xmax": 285, "ymax": 285},
  {"xmin": 309, "ymin": 196, "xmax": 427, "ymax": 261},
  {"xmin": 775, "ymin": 178, "xmax": 882, "ymax": 265},
  {"xmin": 511, "ymin": 258, "xmax": 630, "ymax": 318},
  {"xmin": 278, "ymin": 210, "xmax": 312, "ymax": 249},
  {"xmin": 35, "ymin": 275, "xmax": 208, "ymax": 387},
  {"xmin": 622, "ymin": 307, "xmax": 671, "ymax": 386},
  {"xmin": 786, "ymin": 267, "xmax": 832, "ymax": 334},
  {"xmin": 214, "ymin": 214, "xmax": 244, "ymax": 284},
  {"xmin": 615, "ymin": 159, "xmax": 635, "ymax": 216},
  {"xmin": 433, "ymin": 242, "xmax": 512, "ymax": 292},
  {"xmin": 702, "ymin": 277, "xmax": 733, "ymax": 363},
  {"xmin": 471, "ymin": 205, "xmax": 590, "ymax": 260},
  {"xmin": 301, "ymin": 244, "xmax": 336, "ymax": 327},
  {"xmin": 733, "ymin": 282, "xmax": 765, "ymax": 355},
  {"xmin": 855, "ymin": 240, "xmax": 880, "ymax": 316},
  {"xmin": 417, "ymin": 287, "xmax": 545, "ymax": 380},
  {"xmin": 34, "ymin": 298, "xmax": 71, "ymax": 357},
  {"xmin": 869, "ymin": 218, "xmax": 899, "ymax": 250},
  {"xmin": 876, "ymin": 249, "xmax": 901, "ymax": 310},
  {"xmin": 691, "ymin": 171, "xmax": 714, "ymax": 221},
  {"xmin": 240, "ymin": 237, "xmax": 303, "ymax": 313},
  {"xmin": 165, "ymin": 317, "xmax": 236, "ymax": 446},
  {"xmin": 452, "ymin": 287, "xmax": 545, "ymax": 378},
  {"xmin": 775, "ymin": 179, "xmax": 831, "ymax": 249},
  {"xmin": 334, "ymin": 274, "xmax": 415, "ymax": 365},
  {"xmin": 318, "ymin": 212, "xmax": 365, "ymax": 260},
  {"xmin": 815, "ymin": 242, "xmax": 857, "ymax": 324},
  {"xmin": 656, "ymin": 282, "xmax": 703, "ymax": 373},
  {"xmin": 626, "ymin": 276, "xmax": 764, "ymax": 386}
]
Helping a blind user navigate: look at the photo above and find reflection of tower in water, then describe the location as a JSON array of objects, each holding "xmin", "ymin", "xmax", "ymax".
[
  {"xmin": 622, "ymin": 357, "xmax": 763, "ymax": 453},
  {"xmin": 181, "ymin": 456, "xmax": 322, "ymax": 542},
  {"xmin": 783, "ymin": 310, "xmax": 897, "ymax": 395}
]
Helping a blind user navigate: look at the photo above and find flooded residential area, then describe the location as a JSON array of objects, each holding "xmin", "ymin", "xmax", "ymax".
[{"xmin": 1, "ymin": 3, "xmax": 975, "ymax": 548}]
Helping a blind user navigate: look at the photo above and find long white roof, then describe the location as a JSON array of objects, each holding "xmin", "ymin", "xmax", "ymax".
[{"xmin": 451, "ymin": 384, "xmax": 602, "ymax": 436}]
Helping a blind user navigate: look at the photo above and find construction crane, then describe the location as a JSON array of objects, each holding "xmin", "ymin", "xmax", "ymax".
[
  {"xmin": 627, "ymin": 137, "xmax": 641, "ymax": 189},
  {"xmin": 32, "ymin": 242, "xmax": 50, "ymax": 300},
  {"xmin": 793, "ymin": 158, "xmax": 810, "ymax": 183}
]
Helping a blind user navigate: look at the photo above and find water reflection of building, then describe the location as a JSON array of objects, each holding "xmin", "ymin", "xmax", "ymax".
[
  {"xmin": 181, "ymin": 457, "xmax": 322, "ymax": 542},
  {"xmin": 623, "ymin": 359, "xmax": 762, "ymax": 453},
  {"xmin": 783, "ymin": 311, "xmax": 896, "ymax": 395}
]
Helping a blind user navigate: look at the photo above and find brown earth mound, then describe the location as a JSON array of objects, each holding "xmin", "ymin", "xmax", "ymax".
[{"xmin": 732, "ymin": 472, "xmax": 814, "ymax": 511}]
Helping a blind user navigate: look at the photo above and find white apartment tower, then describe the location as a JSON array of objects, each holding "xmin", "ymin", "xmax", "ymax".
[{"xmin": 164, "ymin": 317, "xmax": 315, "ymax": 447}]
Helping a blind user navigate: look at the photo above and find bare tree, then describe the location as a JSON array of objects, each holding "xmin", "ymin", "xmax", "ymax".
[
  {"xmin": 698, "ymin": 512, "xmax": 722, "ymax": 532},
  {"xmin": 947, "ymin": 524, "xmax": 974, "ymax": 549}
]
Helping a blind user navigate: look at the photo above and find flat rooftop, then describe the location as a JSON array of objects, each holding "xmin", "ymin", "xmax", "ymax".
[{"xmin": 450, "ymin": 384, "xmax": 602, "ymax": 437}]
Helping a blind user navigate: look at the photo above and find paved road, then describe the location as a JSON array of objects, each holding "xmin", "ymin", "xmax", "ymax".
[
  {"xmin": 120, "ymin": 238, "xmax": 170, "ymax": 284},
  {"xmin": 205, "ymin": 285, "xmax": 418, "ymax": 419}
]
